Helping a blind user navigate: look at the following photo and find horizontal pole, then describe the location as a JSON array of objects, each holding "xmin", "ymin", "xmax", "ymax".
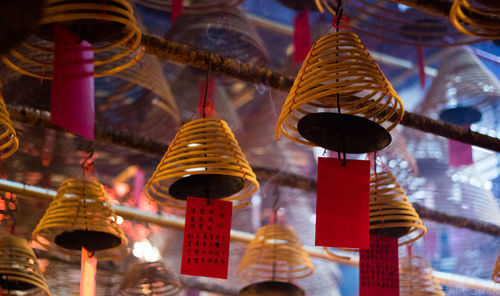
[
  {"xmin": 140, "ymin": 35, "xmax": 500, "ymax": 152},
  {"xmin": 2, "ymin": 179, "xmax": 500, "ymax": 292}
]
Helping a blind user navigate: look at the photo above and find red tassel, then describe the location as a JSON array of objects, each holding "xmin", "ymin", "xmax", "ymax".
[
  {"xmin": 417, "ymin": 41, "xmax": 425, "ymax": 89},
  {"xmin": 293, "ymin": 8, "xmax": 311, "ymax": 64},
  {"xmin": 197, "ymin": 76, "xmax": 216, "ymax": 118},
  {"xmin": 171, "ymin": 0, "xmax": 182, "ymax": 23}
]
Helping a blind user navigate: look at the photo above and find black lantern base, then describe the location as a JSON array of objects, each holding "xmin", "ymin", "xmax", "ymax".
[
  {"xmin": 55, "ymin": 229, "xmax": 121, "ymax": 251},
  {"xmin": 239, "ymin": 281, "xmax": 305, "ymax": 296},
  {"xmin": 439, "ymin": 106, "xmax": 482, "ymax": 126},
  {"xmin": 169, "ymin": 174, "xmax": 244, "ymax": 200}
]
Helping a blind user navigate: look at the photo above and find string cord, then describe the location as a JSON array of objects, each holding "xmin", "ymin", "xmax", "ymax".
[{"xmin": 334, "ymin": 0, "xmax": 346, "ymax": 166}]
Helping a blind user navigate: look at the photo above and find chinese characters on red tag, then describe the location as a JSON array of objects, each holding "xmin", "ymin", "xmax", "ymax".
[
  {"xmin": 181, "ymin": 197, "xmax": 232, "ymax": 279},
  {"xmin": 359, "ymin": 235, "xmax": 399, "ymax": 296}
]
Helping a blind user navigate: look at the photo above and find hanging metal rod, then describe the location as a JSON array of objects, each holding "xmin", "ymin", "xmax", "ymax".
[
  {"xmin": 1, "ymin": 179, "xmax": 499, "ymax": 292},
  {"xmin": 140, "ymin": 35, "xmax": 500, "ymax": 152}
]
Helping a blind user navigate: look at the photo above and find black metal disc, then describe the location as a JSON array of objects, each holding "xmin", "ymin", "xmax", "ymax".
[
  {"xmin": 439, "ymin": 106, "xmax": 482, "ymax": 125},
  {"xmin": 276, "ymin": 0, "xmax": 319, "ymax": 11},
  {"xmin": 239, "ymin": 281, "xmax": 305, "ymax": 296},
  {"xmin": 55, "ymin": 229, "xmax": 121, "ymax": 251},
  {"xmin": 169, "ymin": 174, "xmax": 245, "ymax": 200},
  {"xmin": 370, "ymin": 221, "xmax": 411, "ymax": 239},
  {"xmin": 297, "ymin": 113, "xmax": 392, "ymax": 154},
  {"xmin": 0, "ymin": 276, "xmax": 36, "ymax": 291}
]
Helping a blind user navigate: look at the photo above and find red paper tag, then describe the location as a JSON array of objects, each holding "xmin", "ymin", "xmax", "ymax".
[
  {"xmin": 80, "ymin": 247, "xmax": 97, "ymax": 296},
  {"xmin": 417, "ymin": 41, "xmax": 425, "ymax": 89},
  {"xmin": 448, "ymin": 139, "xmax": 473, "ymax": 167},
  {"xmin": 51, "ymin": 24, "xmax": 95, "ymax": 140},
  {"xmin": 293, "ymin": 8, "xmax": 311, "ymax": 64},
  {"xmin": 181, "ymin": 197, "xmax": 232, "ymax": 279},
  {"xmin": 171, "ymin": 0, "xmax": 183, "ymax": 23},
  {"xmin": 315, "ymin": 158, "xmax": 370, "ymax": 248},
  {"xmin": 359, "ymin": 235, "xmax": 399, "ymax": 296}
]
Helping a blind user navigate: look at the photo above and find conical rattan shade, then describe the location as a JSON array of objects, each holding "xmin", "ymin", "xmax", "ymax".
[
  {"xmin": 32, "ymin": 178, "xmax": 128, "ymax": 260},
  {"xmin": 118, "ymin": 261, "xmax": 183, "ymax": 296},
  {"xmin": 145, "ymin": 117, "xmax": 259, "ymax": 209},
  {"xmin": 0, "ymin": 91, "xmax": 19, "ymax": 160},
  {"xmin": 399, "ymin": 255, "xmax": 445, "ymax": 296},
  {"xmin": 238, "ymin": 224, "xmax": 314, "ymax": 283},
  {"xmin": 276, "ymin": 30, "xmax": 403, "ymax": 147},
  {"xmin": 132, "ymin": 0, "xmax": 243, "ymax": 13},
  {"xmin": 450, "ymin": 0, "xmax": 500, "ymax": 38},
  {"xmin": 493, "ymin": 249, "xmax": 500, "ymax": 283},
  {"xmin": 2, "ymin": 0, "xmax": 143, "ymax": 79},
  {"xmin": 0, "ymin": 235, "xmax": 50, "ymax": 295}
]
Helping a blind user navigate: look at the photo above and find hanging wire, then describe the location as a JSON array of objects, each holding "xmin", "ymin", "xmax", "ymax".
[
  {"xmin": 203, "ymin": 57, "xmax": 213, "ymax": 119},
  {"xmin": 333, "ymin": 0, "xmax": 346, "ymax": 166}
]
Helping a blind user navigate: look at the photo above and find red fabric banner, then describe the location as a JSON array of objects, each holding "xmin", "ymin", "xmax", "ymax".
[
  {"xmin": 80, "ymin": 247, "xmax": 97, "ymax": 296},
  {"xmin": 51, "ymin": 24, "xmax": 95, "ymax": 140},
  {"xmin": 359, "ymin": 235, "xmax": 399, "ymax": 296},
  {"xmin": 293, "ymin": 8, "xmax": 311, "ymax": 63},
  {"xmin": 171, "ymin": 0, "xmax": 183, "ymax": 23},
  {"xmin": 315, "ymin": 158, "xmax": 370, "ymax": 249},
  {"xmin": 181, "ymin": 197, "xmax": 232, "ymax": 279}
]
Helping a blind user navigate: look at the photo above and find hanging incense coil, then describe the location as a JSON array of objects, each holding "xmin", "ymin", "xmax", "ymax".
[
  {"xmin": 369, "ymin": 171, "xmax": 426, "ymax": 243},
  {"xmin": 145, "ymin": 117, "xmax": 259, "ymax": 209},
  {"xmin": 165, "ymin": 8, "xmax": 268, "ymax": 66},
  {"xmin": 238, "ymin": 224, "xmax": 314, "ymax": 283},
  {"xmin": 118, "ymin": 261, "xmax": 183, "ymax": 296},
  {"xmin": 132, "ymin": 0, "xmax": 243, "ymax": 14},
  {"xmin": 0, "ymin": 0, "xmax": 46, "ymax": 55},
  {"xmin": 32, "ymin": 178, "xmax": 128, "ymax": 260},
  {"xmin": 493, "ymin": 249, "xmax": 500, "ymax": 283},
  {"xmin": 324, "ymin": 171, "xmax": 425, "ymax": 259},
  {"xmin": 418, "ymin": 47, "xmax": 500, "ymax": 127},
  {"xmin": 0, "ymin": 235, "xmax": 51, "ymax": 295},
  {"xmin": 2, "ymin": 0, "xmax": 143, "ymax": 79},
  {"xmin": 450, "ymin": 0, "xmax": 500, "ymax": 38},
  {"xmin": 316, "ymin": 0, "xmax": 483, "ymax": 46},
  {"xmin": 399, "ymin": 255, "xmax": 445, "ymax": 296},
  {"xmin": 276, "ymin": 30, "xmax": 403, "ymax": 152},
  {"xmin": 0, "ymin": 91, "xmax": 19, "ymax": 160}
]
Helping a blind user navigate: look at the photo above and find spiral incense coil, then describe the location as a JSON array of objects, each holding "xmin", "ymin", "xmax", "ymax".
[
  {"xmin": 493, "ymin": 249, "xmax": 500, "ymax": 283},
  {"xmin": 0, "ymin": 235, "xmax": 51, "ymax": 295},
  {"xmin": 238, "ymin": 224, "xmax": 314, "ymax": 282},
  {"xmin": 2, "ymin": 0, "xmax": 143, "ymax": 79},
  {"xmin": 369, "ymin": 171, "xmax": 426, "ymax": 244},
  {"xmin": 450, "ymin": 0, "xmax": 500, "ymax": 38},
  {"xmin": 0, "ymin": 92, "xmax": 19, "ymax": 160},
  {"xmin": 132, "ymin": 0, "xmax": 243, "ymax": 14},
  {"xmin": 276, "ymin": 30, "xmax": 404, "ymax": 146},
  {"xmin": 400, "ymin": 255, "xmax": 445, "ymax": 296},
  {"xmin": 165, "ymin": 8, "xmax": 268, "ymax": 66},
  {"xmin": 118, "ymin": 261, "xmax": 183, "ymax": 296},
  {"xmin": 315, "ymin": 0, "xmax": 483, "ymax": 46},
  {"xmin": 32, "ymin": 178, "xmax": 128, "ymax": 260},
  {"xmin": 145, "ymin": 117, "xmax": 259, "ymax": 209}
]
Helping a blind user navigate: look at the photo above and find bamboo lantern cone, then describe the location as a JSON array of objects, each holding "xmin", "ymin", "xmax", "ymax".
[
  {"xmin": 238, "ymin": 224, "xmax": 314, "ymax": 296},
  {"xmin": 493, "ymin": 249, "xmax": 500, "ymax": 283},
  {"xmin": 118, "ymin": 261, "xmax": 183, "ymax": 296},
  {"xmin": 145, "ymin": 117, "xmax": 259, "ymax": 209},
  {"xmin": 0, "ymin": 235, "xmax": 51, "ymax": 295},
  {"xmin": 32, "ymin": 178, "xmax": 128, "ymax": 260},
  {"xmin": 399, "ymin": 255, "xmax": 445, "ymax": 296},
  {"xmin": 325, "ymin": 171, "xmax": 426, "ymax": 259},
  {"xmin": 0, "ymin": 91, "xmax": 19, "ymax": 160},
  {"xmin": 276, "ymin": 25, "xmax": 404, "ymax": 153},
  {"xmin": 131, "ymin": 0, "xmax": 243, "ymax": 14},
  {"xmin": 450, "ymin": 0, "xmax": 500, "ymax": 38},
  {"xmin": 2, "ymin": 0, "xmax": 144, "ymax": 79}
]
